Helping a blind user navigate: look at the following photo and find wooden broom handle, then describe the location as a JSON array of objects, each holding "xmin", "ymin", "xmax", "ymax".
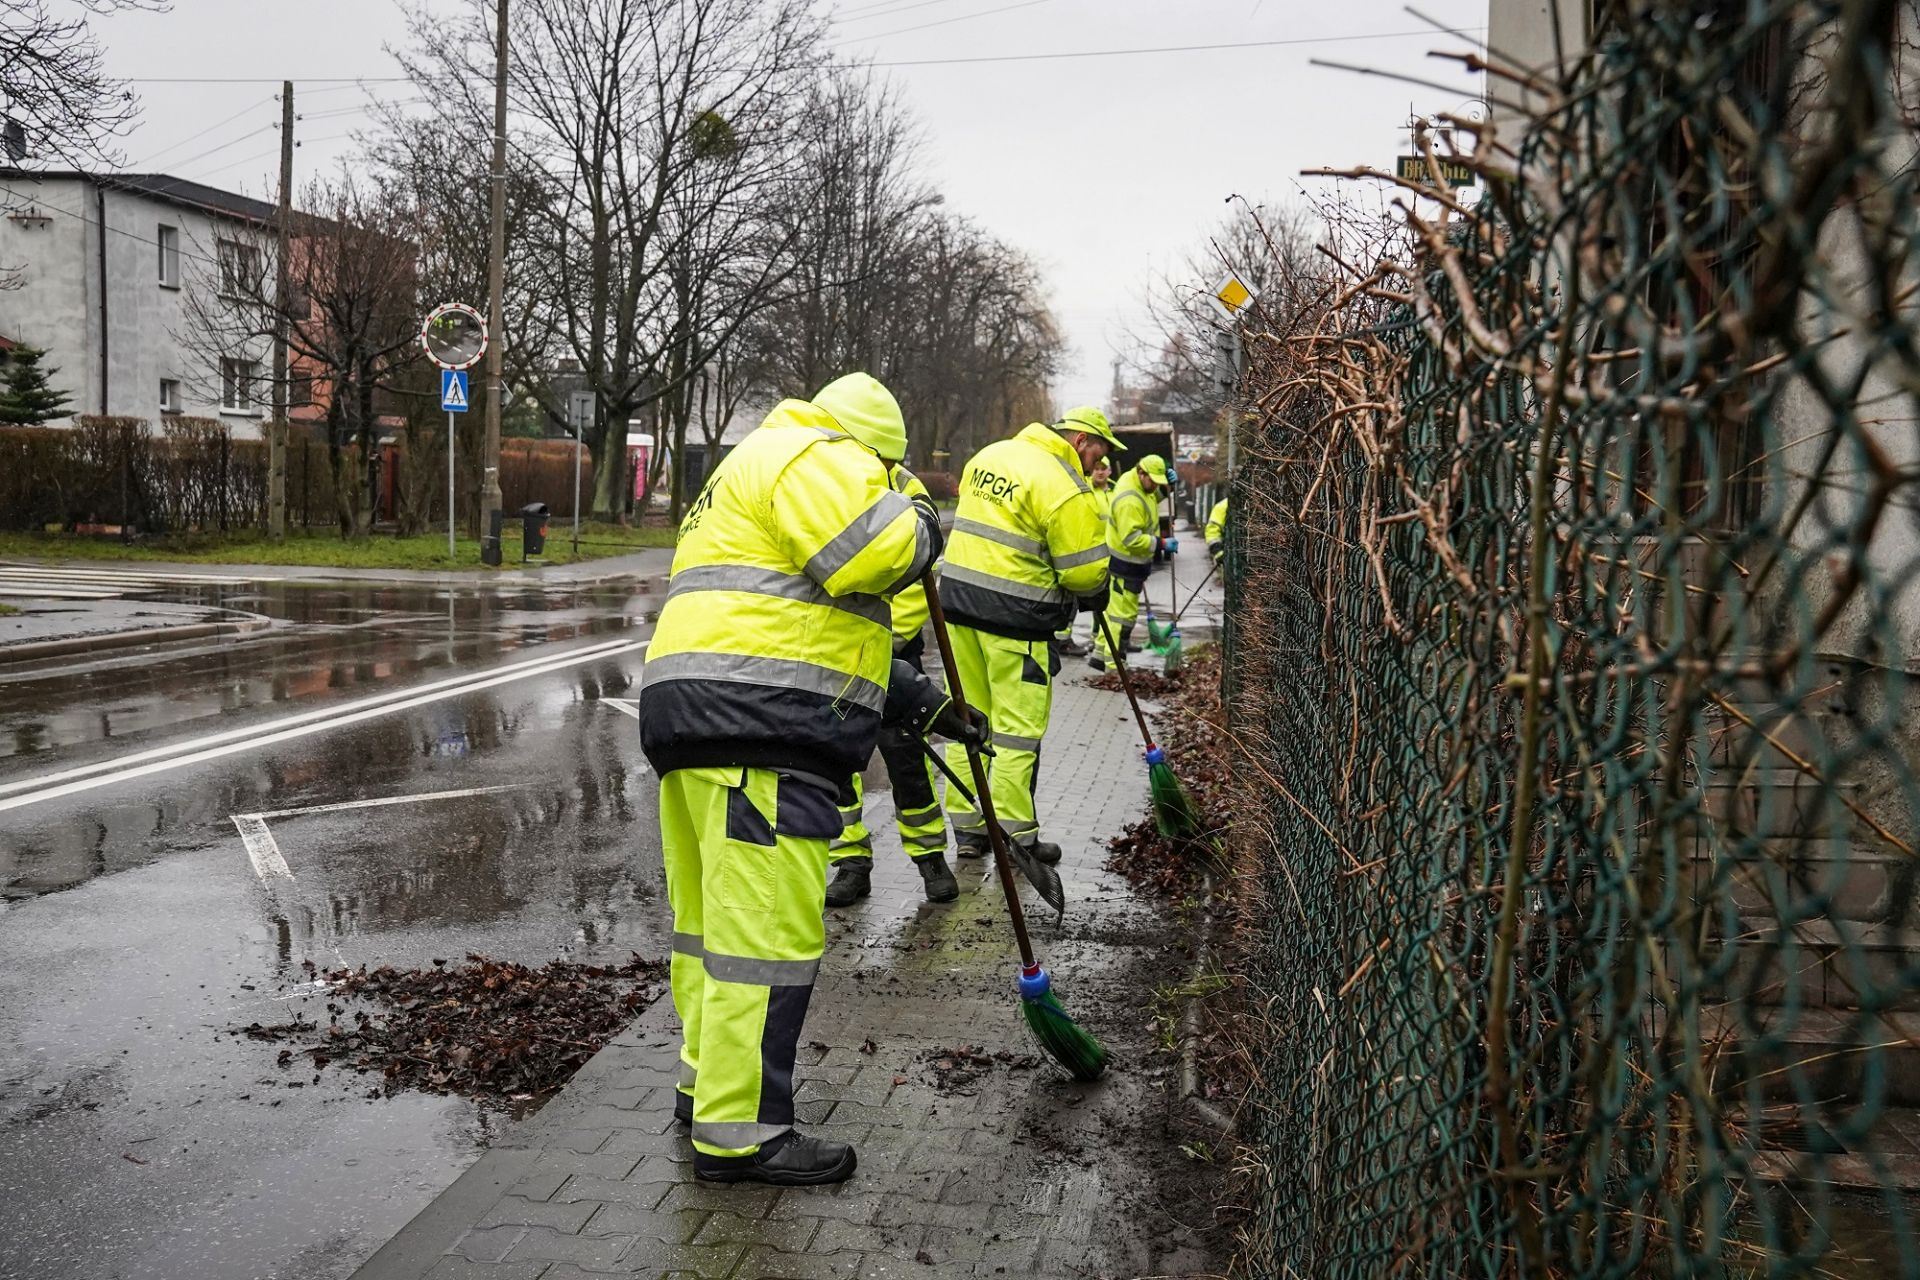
[{"xmin": 922, "ymin": 573, "xmax": 1037, "ymax": 969}]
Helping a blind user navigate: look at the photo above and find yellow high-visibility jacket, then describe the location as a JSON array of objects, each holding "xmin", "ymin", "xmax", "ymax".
[
  {"xmin": 1206, "ymin": 498, "xmax": 1229, "ymax": 555},
  {"xmin": 889, "ymin": 464, "xmax": 931, "ymax": 649},
  {"xmin": 639, "ymin": 398, "xmax": 937, "ymax": 779},
  {"xmin": 1106, "ymin": 467, "xmax": 1158, "ymax": 584},
  {"xmin": 939, "ymin": 423, "xmax": 1108, "ymax": 641}
]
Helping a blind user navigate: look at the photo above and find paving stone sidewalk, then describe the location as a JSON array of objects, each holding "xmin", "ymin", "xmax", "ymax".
[{"xmin": 353, "ymin": 660, "xmax": 1220, "ymax": 1280}]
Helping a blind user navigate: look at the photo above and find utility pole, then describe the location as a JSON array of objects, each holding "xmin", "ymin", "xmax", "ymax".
[
  {"xmin": 268, "ymin": 80, "xmax": 294, "ymax": 540},
  {"xmin": 479, "ymin": 0, "xmax": 508, "ymax": 531}
]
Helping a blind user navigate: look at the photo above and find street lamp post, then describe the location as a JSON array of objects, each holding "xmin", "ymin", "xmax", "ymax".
[{"xmin": 479, "ymin": 0, "xmax": 510, "ymax": 533}]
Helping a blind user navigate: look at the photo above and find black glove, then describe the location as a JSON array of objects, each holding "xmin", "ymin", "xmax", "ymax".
[
  {"xmin": 1076, "ymin": 580, "xmax": 1111, "ymax": 614},
  {"xmin": 928, "ymin": 699, "xmax": 991, "ymax": 752}
]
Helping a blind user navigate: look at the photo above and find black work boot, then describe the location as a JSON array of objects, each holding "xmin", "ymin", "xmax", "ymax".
[
  {"xmin": 674, "ymin": 1091, "xmax": 692, "ymax": 1129},
  {"xmin": 1026, "ymin": 840, "xmax": 1063, "ymax": 866},
  {"xmin": 1087, "ymin": 653, "xmax": 1108, "ymax": 672},
  {"xmin": 824, "ymin": 859, "xmax": 872, "ymax": 907},
  {"xmin": 913, "ymin": 851, "xmax": 959, "ymax": 902},
  {"xmin": 694, "ymin": 1131, "xmax": 857, "ymax": 1186},
  {"xmin": 955, "ymin": 832, "xmax": 989, "ymax": 860}
]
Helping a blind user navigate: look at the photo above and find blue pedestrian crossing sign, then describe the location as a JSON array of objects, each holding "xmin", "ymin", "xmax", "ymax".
[{"xmin": 441, "ymin": 369, "xmax": 470, "ymax": 413}]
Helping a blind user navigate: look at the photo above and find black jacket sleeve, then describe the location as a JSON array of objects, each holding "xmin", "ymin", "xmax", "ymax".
[{"xmin": 881, "ymin": 657, "xmax": 947, "ymax": 733}]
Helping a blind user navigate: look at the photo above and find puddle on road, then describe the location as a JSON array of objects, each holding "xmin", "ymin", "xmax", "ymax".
[
  {"xmin": 0, "ymin": 576, "xmax": 664, "ymax": 760},
  {"xmin": 0, "ymin": 660, "xmax": 649, "ymax": 902}
]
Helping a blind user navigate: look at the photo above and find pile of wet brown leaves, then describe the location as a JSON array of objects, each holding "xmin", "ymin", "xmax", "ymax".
[
  {"xmin": 1087, "ymin": 665, "xmax": 1184, "ymax": 699},
  {"xmin": 234, "ymin": 953, "xmax": 665, "ymax": 1103},
  {"xmin": 918, "ymin": 1044, "xmax": 1039, "ymax": 1095},
  {"xmin": 1104, "ymin": 647, "xmax": 1230, "ymax": 896}
]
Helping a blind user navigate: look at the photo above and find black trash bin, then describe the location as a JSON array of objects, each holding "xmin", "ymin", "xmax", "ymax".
[{"xmin": 521, "ymin": 503, "xmax": 550, "ymax": 561}]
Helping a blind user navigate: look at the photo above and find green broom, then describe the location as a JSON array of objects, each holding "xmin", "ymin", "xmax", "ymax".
[
  {"xmin": 924, "ymin": 574, "xmax": 1107, "ymax": 1082},
  {"xmin": 1095, "ymin": 611, "xmax": 1201, "ymax": 839}
]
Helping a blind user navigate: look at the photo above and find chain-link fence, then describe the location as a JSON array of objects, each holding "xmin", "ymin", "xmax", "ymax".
[{"xmin": 1223, "ymin": 1, "xmax": 1920, "ymax": 1274}]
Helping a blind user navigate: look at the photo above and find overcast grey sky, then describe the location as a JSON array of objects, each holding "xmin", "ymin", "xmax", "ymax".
[{"xmin": 94, "ymin": 0, "xmax": 1485, "ymax": 410}]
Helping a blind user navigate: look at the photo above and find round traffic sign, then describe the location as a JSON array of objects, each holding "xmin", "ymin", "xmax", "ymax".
[{"xmin": 421, "ymin": 302, "xmax": 487, "ymax": 371}]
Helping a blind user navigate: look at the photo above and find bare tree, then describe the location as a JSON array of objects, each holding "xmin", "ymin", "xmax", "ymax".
[
  {"xmin": 1120, "ymin": 200, "xmax": 1322, "ymax": 431},
  {"xmin": 178, "ymin": 174, "xmax": 424, "ymax": 536},
  {"xmin": 368, "ymin": 109, "xmax": 556, "ymax": 531},
  {"xmin": 393, "ymin": 0, "xmax": 825, "ymax": 521},
  {"xmin": 0, "ymin": 0, "xmax": 166, "ymax": 167},
  {"xmin": 750, "ymin": 71, "xmax": 1062, "ymax": 470}
]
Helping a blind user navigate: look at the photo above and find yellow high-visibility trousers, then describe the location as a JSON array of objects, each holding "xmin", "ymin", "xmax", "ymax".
[
  {"xmin": 661, "ymin": 765, "xmax": 838, "ymax": 1157},
  {"xmin": 1095, "ymin": 579, "xmax": 1144, "ymax": 662},
  {"xmin": 831, "ymin": 727, "xmax": 947, "ymax": 864},
  {"xmin": 942, "ymin": 624, "xmax": 1052, "ymax": 849}
]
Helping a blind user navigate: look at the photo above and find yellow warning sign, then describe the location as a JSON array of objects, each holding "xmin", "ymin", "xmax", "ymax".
[{"xmin": 1213, "ymin": 273, "xmax": 1254, "ymax": 316}]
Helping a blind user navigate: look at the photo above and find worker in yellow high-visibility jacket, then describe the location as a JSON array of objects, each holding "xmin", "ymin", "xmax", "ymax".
[
  {"xmin": 639, "ymin": 372, "xmax": 986, "ymax": 1186},
  {"xmin": 1091, "ymin": 454, "xmax": 1169, "ymax": 671},
  {"xmin": 939, "ymin": 406, "xmax": 1116, "ymax": 865},
  {"xmin": 1053, "ymin": 458, "xmax": 1113, "ymax": 659},
  {"xmin": 1206, "ymin": 496, "xmax": 1230, "ymax": 566},
  {"xmin": 827, "ymin": 462, "xmax": 959, "ymax": 908}
]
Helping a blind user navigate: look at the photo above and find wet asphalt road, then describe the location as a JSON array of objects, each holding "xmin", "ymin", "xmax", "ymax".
[{"xmin": 0, "ymin": 569, "xmax": 678, "ymax": 1280}]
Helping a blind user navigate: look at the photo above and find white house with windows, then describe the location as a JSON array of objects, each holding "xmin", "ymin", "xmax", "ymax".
[{"xmin": 0, "ymin": 169, "xmax": 278, "ymax": 436}]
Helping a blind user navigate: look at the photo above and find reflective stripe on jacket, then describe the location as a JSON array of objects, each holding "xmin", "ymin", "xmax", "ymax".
[
  {"xmin": 939, "ymin": 423, "xmax": 1108, "ymax": 642},
  {"xmin": 639, "ymin": 398, "xmax": 936, "ymax": 779},
  {"xmin": 1107, "ymin": 469, "xmax": 1158, "ymax": 568},
  {"xmin": 888, "ymin": 464, "xmax": 932, "ymax": 647}
]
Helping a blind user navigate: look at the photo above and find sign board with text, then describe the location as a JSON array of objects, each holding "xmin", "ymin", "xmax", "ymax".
[{"xmin": 1395, "ymin": 155, "xmax": 1476, "ymax": 188}]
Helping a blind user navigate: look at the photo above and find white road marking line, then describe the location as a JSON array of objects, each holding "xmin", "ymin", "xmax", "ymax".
[
  {"xmin": 602, "ymin": 698, "xmax": 640, "ymax": 720},
  {"xmin": 252, "ymin": 784, "xmax": 523, "ymax": 821},
  {"xmin": 232, "ymin": 814, "xmax": 292, "ymax": 880},
  {"xmin": 0, "ymin": 566, "xmax": 268, "ymax": 584},
  {"xmin": 0, "ymin": 586, "xmax": 123, "ymax": 599},
  {"xmin": 0, "ymin": 635, "xmax": 642, "ymax": 799},
  {"xmin": 0, "ymin": 638, "xmax": 647, "ymax": 814}
]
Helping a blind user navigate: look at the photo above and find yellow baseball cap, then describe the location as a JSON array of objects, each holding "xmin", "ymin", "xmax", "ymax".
[
  {"xmin": 1055, "ymin": 405, "xmax": 1122, "ymax": 449},
  {"xmin": 1138, "ymin": 455, "xmax": 1171, "ymax": 485}
]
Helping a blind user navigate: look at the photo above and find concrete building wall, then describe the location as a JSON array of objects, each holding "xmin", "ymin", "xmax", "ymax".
[
  {"xmin": 0, "ymin": 174, "xmax": 272, "ymax": 437},
  {"xmin": 0, "ymin": 175, "xmax": 94, "ymax": 416},
  {"xmin": 1486, "ymin": 0, "xmax": 1590, "ymax": 130}
]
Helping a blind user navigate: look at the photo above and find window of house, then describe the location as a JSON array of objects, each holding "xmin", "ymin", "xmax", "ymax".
[
  {"xmin": 217, "ymin": 239, "xmax": 260, "ymax": 299},
  {"xmin": 157, "ymin": 225, "xmax": 180, "ymax": 289},
  {"xmin": 220, "ymin": 358, "xmax": 257, "ymax": 413},
  {"xmin": 289, "ymin": 373, "xmax": 313, "ymax": 408},
  {"xmin": 159, "ymin": 378, "xmax": 182, "ymax": 414}
]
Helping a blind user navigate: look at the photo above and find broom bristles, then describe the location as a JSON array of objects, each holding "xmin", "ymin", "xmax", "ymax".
[
  {"xmin": 1149, "ymin": 758, "xmax": 1202, "ymax": 839},
  {"xmin": 1022, "ymin": 987, "xmax": 1108, "ymax": 1081}
]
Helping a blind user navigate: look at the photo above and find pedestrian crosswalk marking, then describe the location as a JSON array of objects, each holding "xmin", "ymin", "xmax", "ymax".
[{"xmin": 0, "ymin": 564, "xmax": 271, "ymax": 600}]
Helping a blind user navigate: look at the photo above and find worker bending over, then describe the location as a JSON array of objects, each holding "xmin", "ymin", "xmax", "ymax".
[
  {"xmin": 826, "ymin": 461, "xmax": 960, "ymax": 908},
  {"xmin": 939, "ymin": 406, "xmax": 1115, "ymax": 865},
  {"xmin": 639, "ymin": 373, "xmax": 985, "ymax": 1186},
  {"xmin": 1091, "ymin": 454, "xmax": 1170, "ymax": 671}
]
